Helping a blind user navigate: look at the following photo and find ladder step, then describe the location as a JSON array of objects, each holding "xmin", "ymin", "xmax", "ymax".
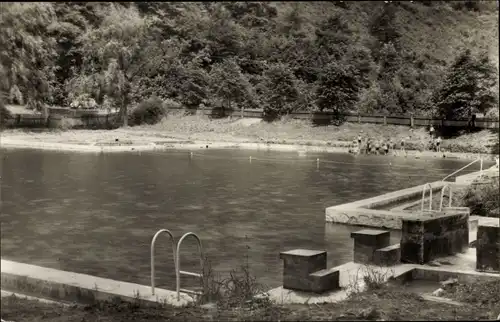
[
  {"xmin": 179, "ymin": 288, "xmax": 202, "ymax": 295},
  {"xmin": 179, "ymin": 270, "xmax": 202, "ymax": 278}
]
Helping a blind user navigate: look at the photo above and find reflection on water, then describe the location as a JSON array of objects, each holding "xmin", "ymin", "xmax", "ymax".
[{"xmin": 0, "ymin": 148, "xmax": 489, "ymax": 289}]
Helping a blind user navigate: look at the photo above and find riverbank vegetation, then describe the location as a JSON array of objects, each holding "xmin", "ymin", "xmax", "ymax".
[{"xmin": 0, "ymin": 1, "xmax": 498, "ymax": 126}]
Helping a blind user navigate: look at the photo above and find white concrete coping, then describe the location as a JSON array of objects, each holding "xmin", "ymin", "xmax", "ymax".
[
  {"xmin": 0, "ymin": 259, "xmax": 194, "ymax": 307},
  {"xmin": 326, "ymin": 169, "xmax": 489, "ymax": 229}
]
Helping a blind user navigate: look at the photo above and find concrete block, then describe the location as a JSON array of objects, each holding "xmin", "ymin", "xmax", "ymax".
[
  {"xmin": 280, "ymin": 249, "xmax": 327, "ymax": 291},
  {"xmin": 309, "ymin": 268, "xmax": 340, "ymax": 293},
  {"xmin": 374, "ymin": 244, "xmax": 401, "ymax": 267},
  {"xmin": 476, "ymin": 225, "xmax": 500, "ymax": 273},
  {"xmin": 401, "ymin": 212, "xmax": 469, "ymax": 264},
  {"xmin": 351, "ymin": 229, "xmax": 391, "ymax": 264}
]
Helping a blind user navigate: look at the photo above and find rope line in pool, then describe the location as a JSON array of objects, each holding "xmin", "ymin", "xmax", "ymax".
[{"xmin": 141, "ymin": 150, "xmax": 482, "ymax": 177}]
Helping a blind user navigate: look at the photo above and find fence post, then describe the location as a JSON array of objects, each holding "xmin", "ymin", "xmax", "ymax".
[
  {"xmin": 383, "ymin": 115, "xmax": 387, "ymax": 125},
  {"xmin": 410, "ymin": 113, "xmax": 414, "ymax": 128}
]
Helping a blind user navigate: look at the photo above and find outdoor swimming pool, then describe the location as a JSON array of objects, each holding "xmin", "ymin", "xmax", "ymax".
[{"xmin": 0, "ymin": 148, "xmax": 489, "ymax": 289}]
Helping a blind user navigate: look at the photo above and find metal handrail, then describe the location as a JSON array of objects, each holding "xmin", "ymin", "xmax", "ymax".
[
  {"xmin": 421, "ymin": 183, "xmax": 433, "ymax": 212},
  {"xmin": 439, "ymin": 184, "xmax": 453, "ymax": 211},
  {"xmin": 441, "ymin": 158, "xmax": 480, "ymax": 182},
  {"xmin": 151, "ymin": 229, "xmax": 177, "ymax": 296},
  {"xmin": 175, "ymin": 232, "xmax": 204, "ymax": 301}
]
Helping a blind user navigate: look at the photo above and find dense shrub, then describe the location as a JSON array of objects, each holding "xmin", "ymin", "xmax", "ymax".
[
  {"xmin": 460, "ymin": 177, "xmax": 500, "ymax": 218},
  {"xmin": 129, "ymin": 96, "xmax": 167, "ymax": 126}
]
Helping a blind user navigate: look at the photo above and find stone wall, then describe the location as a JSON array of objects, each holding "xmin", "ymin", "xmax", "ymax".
[{"xmin": 400, "ymin": 212, "xmax": 469, "ymax": 264}]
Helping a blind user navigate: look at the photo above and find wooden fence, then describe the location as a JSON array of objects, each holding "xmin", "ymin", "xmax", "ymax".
[
  {"xmin": 2, "ymin": 106, "xmax": 499, "ymax": 130},
  {"xmin": 1, "ymin": 111, "xmax": 121, "ymax": 129},
  {"xmin": 180, "ymin": 107, "xmax": 500, "ymax": 129}
]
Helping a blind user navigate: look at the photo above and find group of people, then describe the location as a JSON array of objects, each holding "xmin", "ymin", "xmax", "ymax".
[
  {"xmin": 348, "ymin": 132, "xmax": 405, "ymax": 156},
  {"xmin": 348, "ymin": 125, "xmax": 443, "ymax": 156}
]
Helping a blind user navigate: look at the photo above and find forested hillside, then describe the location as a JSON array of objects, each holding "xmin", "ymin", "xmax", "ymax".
[{"xmin": 0, "ymin": 1, "xmax": 498, "ymax": 124}]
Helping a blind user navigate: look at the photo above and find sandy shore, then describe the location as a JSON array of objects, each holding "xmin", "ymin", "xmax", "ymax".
[{"xmin": 1, "ymin": 129, "xmax": 497, "ymax": 162}]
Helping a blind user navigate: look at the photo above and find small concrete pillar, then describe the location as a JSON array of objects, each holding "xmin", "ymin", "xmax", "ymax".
[
  {"xmin": 279, "ymin": 249, "xmax": 339, "ymax": 293},
  {"xmin": 351, "ymin": 229, "xmax": 391, "ymax": 264},
  {"xmin": 280, "ymin": 249, "xmax": 327, "ymax": 291},
  {"xmin": 476, "ymin": 225, "xmax": 500, "ymax": 273}
]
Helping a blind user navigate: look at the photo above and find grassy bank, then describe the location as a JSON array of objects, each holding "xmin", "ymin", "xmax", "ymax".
[
  {"xmin": 2, "ymin": 114, "xmax": 499, "ymax": 155},
  {"xmin": 2, "ymin": 282, "xmax": 498, "ymax": 321}
]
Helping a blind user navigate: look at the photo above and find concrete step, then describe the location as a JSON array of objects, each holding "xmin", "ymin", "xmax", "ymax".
[
  {"xmin": 374, "ymin": 244, "xmax": 401, "ymax": 267},
  {"xmin": 309, "ymin": 268, "xmax": 340, "ymax": 294}
]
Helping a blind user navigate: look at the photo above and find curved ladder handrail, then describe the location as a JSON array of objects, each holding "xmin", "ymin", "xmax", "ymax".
[
  {"xmin": 441, "ymin": 158, "xmax": 480, "ymax": 182},
  {"xmin": 439, "ymin": 184, "xmax": 453, "ymax": 211},
  {"xmin": 151, "ymin": 229, "xmax": 177, "ymax": 296},
  {"xmin": 175, "ymin": 232, "xmax": 204, "ymax": 301},
  {"xmin": 421, "ymin": 183, "xmax": 433, "ymax": 212}
]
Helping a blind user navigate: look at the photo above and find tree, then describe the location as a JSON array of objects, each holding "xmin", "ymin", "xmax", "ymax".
[
  {"xmin": 432, "ymin": 49, "xmax": 497, "ymax": 120},
  {"xmin": 48, "ymin": 3, "xmax": 90, "ymax": 105},
  {"xmin": 260, "ymin": 63, "xmax": 299, "ymax": 119},
  {"xmin": 176, "ymin": 62, "xmax": 211, "ymax": 108},
  {"xmin": 316, "ymin": 62, "xmax": 367, "ymax": 119},
  {"xmin": 316, "ymin": 47, "xmax": 373, "ymax": 117},
  {"xmin": 0, "ymin": 3, "xmax": 58, "ymax": 116},
  {"xmin": 209, "ymin": 58, "xmax": 253, "ymax": 116},
  {"xmin": 369, "ymin": 2, "xmax": 402, "ymax": 59},
  {"xmin": 315, "ymin": 14, "xmax": 353, "ymax": 62},
  {"xmin": 74, "ymin": 4, "xmax": 167, "ymax": 126}
]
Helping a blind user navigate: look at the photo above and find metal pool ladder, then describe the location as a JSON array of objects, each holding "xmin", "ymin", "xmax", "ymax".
[
  {"xmin": 150, "ymin": 229, "xmax": 204, "ymax": 301},
  {"xmin": 421, "ymin": 182, "xmax": 434, "ymax": 212},
  {"xmin": 439, "ymin": 183, "xmax": 453, "ymax": 211}
]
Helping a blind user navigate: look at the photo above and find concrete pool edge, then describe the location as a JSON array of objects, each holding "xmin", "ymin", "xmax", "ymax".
[
  {"xmin": 0, "ymin": 137, "xmax": 496, "ymax": 161},
  {"xmin": 4, "ymin": 258, "xmax": 499, "ymax": 306},
  {"xmin": 325, "ymin": 167, "xmax": 499, "ymax": 229},
  {"xmin": 0, "ymin": 259, "xmax": 194, "ymax": 307}
]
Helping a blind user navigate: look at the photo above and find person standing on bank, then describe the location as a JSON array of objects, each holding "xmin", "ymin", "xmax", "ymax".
[
  {"xmin": 383, "ymin": 141, "xmax": 389, "ymax": 155},
  {"xmin": 374, "ymin": 140, "xmax": 380, "ymax": 155},
  {"xmin": 429, "ymin": 125, "xmax": 435, "ymax": 138},
  {"xmin": 400, "ymin": 137, "xmax": 405, "ymax": 152},
  {"xmin": 435, "ymin": 136, "xmax": 442, "ymax": 153}
]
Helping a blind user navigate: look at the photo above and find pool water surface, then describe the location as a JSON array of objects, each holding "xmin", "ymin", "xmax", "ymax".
[{"xmin": 0, "ymin": 148, "xmax": 488, "ymax": 289}]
